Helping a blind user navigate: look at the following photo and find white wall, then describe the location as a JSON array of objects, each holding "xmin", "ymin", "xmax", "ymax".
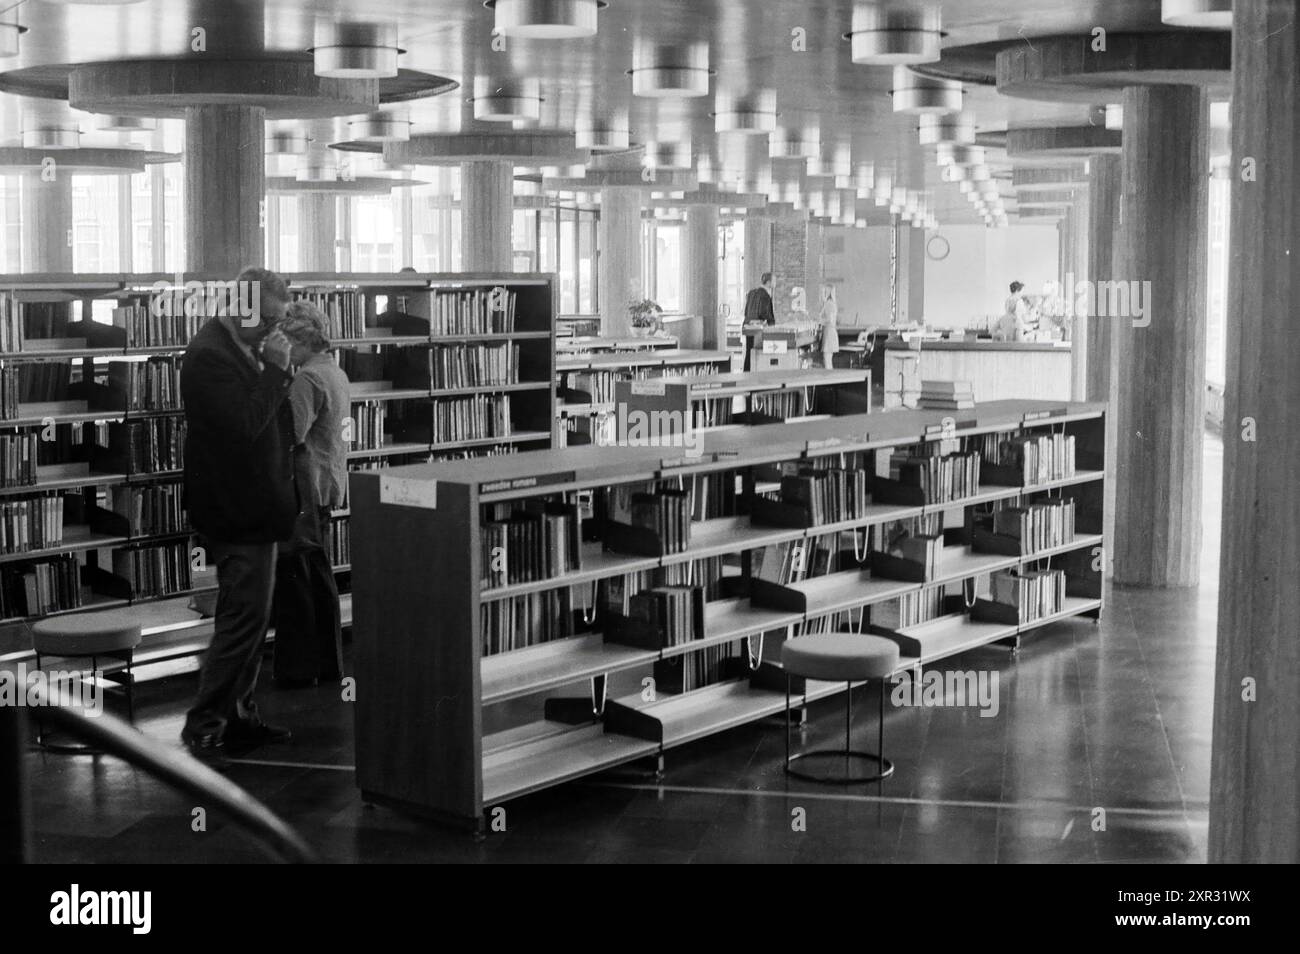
[
  {"xmin": 923, "ymin": 225, "xmax": 1059, "ymax": 330},
  {"xmin": 823, "ymin": 226, "xmax": 892, "ymax": 328}
]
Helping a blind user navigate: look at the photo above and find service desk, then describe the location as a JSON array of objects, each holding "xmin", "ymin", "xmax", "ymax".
[{"xmin": 882, "ymin": 339, "xmax": 1074, "ymax": 403}]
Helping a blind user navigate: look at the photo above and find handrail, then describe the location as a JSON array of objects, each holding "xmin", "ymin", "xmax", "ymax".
[{"xmin": 6, "ymin": 694, "xmax": 317, "ymax": 864}]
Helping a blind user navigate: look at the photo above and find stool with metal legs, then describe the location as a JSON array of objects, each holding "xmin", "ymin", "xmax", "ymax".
[{"xmin": 782, "ymin": 632, "xmax": 900, "ymax": 784}]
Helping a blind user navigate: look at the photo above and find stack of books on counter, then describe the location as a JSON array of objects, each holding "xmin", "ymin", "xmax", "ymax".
[{"xmin": 918, "ymin": 379, "xmax": 975, "ymax": 410}]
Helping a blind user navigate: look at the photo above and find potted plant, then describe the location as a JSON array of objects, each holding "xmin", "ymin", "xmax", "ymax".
[{"xmin": 628, "ymin": 298, "xmax": 663, "ymax": 337}]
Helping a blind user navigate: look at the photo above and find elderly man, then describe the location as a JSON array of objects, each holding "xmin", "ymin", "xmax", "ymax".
[{"xmin": 180, "ymin": 266, "xmax": 297, "ymax": 763}]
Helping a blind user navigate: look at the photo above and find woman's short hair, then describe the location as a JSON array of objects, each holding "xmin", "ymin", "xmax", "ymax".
[
  {"xmin": 278, "ymin": 301, "xmax": 331, "ymax": 353},
  {"xmin": 1009, "ymin": 281, "xmax": 1024, "ymax": 294}
]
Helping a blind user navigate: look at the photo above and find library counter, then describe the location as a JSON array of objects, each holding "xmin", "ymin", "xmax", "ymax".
[{"xmin": 882, "ymin": 339, "xmax": 1074, "ymax": 403}]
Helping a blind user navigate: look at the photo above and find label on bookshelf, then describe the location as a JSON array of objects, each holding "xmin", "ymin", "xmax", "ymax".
[
  {"xmin": 803, "ymin": 437, "xmax": 845, "ymax": 456},
  {"xmin": 630, "ymin": 380, "xmax": 666, "ymax": 397},
  {"xmin": 379, "ymin": 475, "xmax": 439, "ymax": 511},
  {"xmin": 657, "ymin": 457, "xmax": 696, "ymax": 475},
  {"xmin": 1023, "ymin": 409, "xmax": 1066, "ymax": 424},
  {"xmin": 478, "ymin": 472, "xmax": 577, "ymax": 495}
]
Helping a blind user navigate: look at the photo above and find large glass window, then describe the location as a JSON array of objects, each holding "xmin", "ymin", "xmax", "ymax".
[
  {"xmin": 719, "ymin": 220, "xmax": 745, "ymax": 329},
  {"xmin": 72, "ymin": 176, "xmax": 121, "ymax": 272},
  {"xmin": 276, "ymin": 195, "xmax": 301, "ymax": 272},
  {"xmin": 411, "ymin": 169, "xmax": 461, "ymax": 272},
  {"xmin": 513, "ymin": 208, "xmax": 537, "ymax": 272},
  {"xmin": 653, "ymin": 222, "xmax": 683, "ymax": 312},
  {"xmin": 535, "ymin": 204, "xmax": 598, "ymax": 314},
  {"xmin": 350, "ymin": 193, "xmax": 400, "ymax": 272},
  {"xmin": 0, "ymin": 176, "xmax": 20, "ymax": 273}
]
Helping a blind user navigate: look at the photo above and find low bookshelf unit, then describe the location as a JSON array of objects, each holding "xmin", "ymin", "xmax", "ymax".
[{"xmin": 350, "ymin": 399, "xmax": 1107, "ymax": 829}]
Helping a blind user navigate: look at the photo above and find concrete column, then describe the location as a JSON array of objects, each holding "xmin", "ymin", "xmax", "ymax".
[
  {"xmin": 1111, "ymin": 84, "xmax": 1209, "ymax": 586},
  {"xmin": 598, "ymin": 187, "xmax": 643, "ymax": 336},
  {"xmin": 1209, "ymin": 0, "xmax": 1300, "ymax": 864},
  {"xmin": 772, "ymin": 215, "xmax": 808, "ymax": 322},
  {"xmin": 460, "ymin": 160, "xmax": 513, "ymax": 272},
  {"xmin": 743, "ymin": 214, "xmax": 772, "ymax": 293},
  {"xmin": 185, "ymin": 104, "xmax": 266, "ymax": 275},
  {"xmin": 680, "ymin": 204, "xmax": 720, "ymax": 349},
  {"xmin": 297, "ymin": 193, "xmax": 337, "ymax": 272},
  {"xmin": 20, "ymin": 172, "xmax": 73, "ymax": 273},
  {"xmin": 895, "ymin": 222, "xmax": 925, "ymax": 325}
]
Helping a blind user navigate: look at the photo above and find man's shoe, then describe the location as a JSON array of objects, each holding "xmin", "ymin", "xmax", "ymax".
[
  {"xmin": 223, "ymin": 719, "xmax": 292, "ymax": 746},
  {"xmin": 181, "ymin": 731, "xmax": 230, "ymax": 769}
]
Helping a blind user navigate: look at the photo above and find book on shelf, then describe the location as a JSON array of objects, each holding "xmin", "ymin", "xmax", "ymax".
[
  {"xmin": 104, "ymin": 357, "xmax": 184, "ymax": 411},
  {"xmin": 0, "ymin": 432, "xmax": 39, "ymax": 488},
  {"xmin": 749, "ymin": 390, "xmax": 806, "ymax": 421},
  {"xmin": 0, "ymin": 295, "xmax": 20, "ymax": 353},
  {"xmin": 775, "ymin": 466, "xmax": 869, "ymax": 525},
  {"xmin": 606, "ymin": 487, "xmax": 692, "ymax": 554},
  {"xmin": 112, "ymin": 300, "xmax": 205, "ymax": 349},
  {"xmin": 97, "ymin": 418, "xmax": 186, "ymax": 475},
  {"xmin": 975, "ymin": 431, "xmax": 1077, "ymax": 485},
  {"xmin": 426, "ymin": 394, "xmax": 512, "ymax": 443},
  {"xmin": 888, "ymin": 449, "xmax": 981, "ymax": 503},
  {"xmin": 0, "ymin": 366, "xmax": 19, "ymax": 420},
  {"xmin": 752, "ymin": 534, "xmax": 835, "ymax": 585},
  {"xmin": 478, "ymin": 588, "xmax": 572, "ymax": 655},
  {"xmin": 871, "ymin": 586, "xmax": 945, "ymax": 630},
  {"xmin": 0, "ymin": 492, "xmax": 66, "ymax": 554},
  {"xmin": 1, "ymin": 554, "xmax": 82, "ymax": 619},
  {"xmin": 110, "ymin": 540, "xmax": 194, "ymax": 600},
  {"xmin": 481, "ymin": 501, "xmax": 582, "ymax": 589},
  {"xmin": 624, "ymin": 584, "xmax": 703, "ymax": 648},
  {"xmin": 918, "ymin": 378, "xmax": 975, "ymax": 410},
  {"xmin": 431, "ymin": 288, "xmax": 517, "ymax": 336},
  {"xmin": 987, "ymin": 567, "xmax": 1067, "ymax": 624},
  {"xmin": 329, "ymin": 515, "xmax": 350, "ymax": 567},
  {"xmin": 104, "ymin": 482, "xmax": 188, "ymax": 537},
  {"xmin": 349, "ymin": 401, "xmax": 388, "ymax": 451},
  {"xmin": 653, "ymin": 640, "xmax": 743, "ymax": 694},
  {"xmin": 17, "ymin": 360, "xmax": 72, "ymax": 405},
  {"xmin": 989, "ymin": 499, "xmax": 1076, "ymax": 554},
  {"xmin": 431, "ymin": 342, "xmax": 520, "ymax": 389},
  {"xmin": 293, "ymin": 289, "xmax": 366, "ymax": 340}
]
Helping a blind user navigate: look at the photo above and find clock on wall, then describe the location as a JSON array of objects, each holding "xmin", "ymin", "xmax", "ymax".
[{"xmin": 926, "ymin": 234, "xmax": 951, "ymax": 261}]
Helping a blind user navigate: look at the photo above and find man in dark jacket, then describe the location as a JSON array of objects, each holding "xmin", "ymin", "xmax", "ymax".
[
  {"xmin": 180, "ymin": 267, "xmax": 297, "ymax": 761},
  {"xmin": 742, "ymin": 272, "xmax": 775, "ymax": 370}
]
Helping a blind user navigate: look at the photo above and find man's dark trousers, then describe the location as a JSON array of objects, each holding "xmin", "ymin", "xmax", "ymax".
[
  {"xmin": 272, "ymin": 507, "xmax": 343, "ymax": 682},
  {"xmin": 185, "ymin": 538, "xmax": 279, "ymax": 738}
]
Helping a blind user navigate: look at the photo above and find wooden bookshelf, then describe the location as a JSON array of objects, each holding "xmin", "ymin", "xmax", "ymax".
[
  {"xmin": 0, "ymin": 272, "xmax": 557, "ymax": 648},
  {"xmin": 350, "ymin": 398, "xmax": 1108, "ymax": 829}
]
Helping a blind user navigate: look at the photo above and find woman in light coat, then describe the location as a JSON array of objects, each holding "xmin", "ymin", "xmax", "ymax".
[{"xmin": 819, "ymin": 285, "xmax": 839, "ymax": 368}]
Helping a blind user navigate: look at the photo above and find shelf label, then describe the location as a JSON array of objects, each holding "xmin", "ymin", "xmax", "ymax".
[
  {"xmin": 803, "ymin": 437, "xmax": 843, "ymax": 456},
  {"xmin": 379, "ymin": 475, "xmax": 438, "ymax": 510},
  {"xmin": 712, "ymin": 450, "xmax": 741, "ymax": 462},
  {"xmin": 658, "ymin": 457, "xmax": 693, "ymax": 473},
  {"xmin": 1023, "ymin": 408, "xmax": 1066, "ymax": 424},
  {"xmin": 693, "ymin": 382, "xmax": 725, "ymax": 391},
  {"xmin": 630, "ymin": 379, "xmax": 666, "ymax": 396},
  {"xmin": 479, "ymin": 471, "xmax": 577, "ymax": 495}
]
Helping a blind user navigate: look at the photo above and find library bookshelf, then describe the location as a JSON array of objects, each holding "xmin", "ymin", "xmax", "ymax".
[
  {"xmin": 0, "ymin": 271, "xmax": 556, "ymax": 661},
  {"xmin": 350, "ymin": 398, "xmax": 1107, "ymax": 829}
]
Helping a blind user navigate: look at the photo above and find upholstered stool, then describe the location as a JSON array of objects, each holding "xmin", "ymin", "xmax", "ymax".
[
  {"xmin": 30, "ymin": 609, "xmax": 143, "ymax": 752},
  {"xmin": 781, "ymin": 632, "xmax": 900, "ymax": 784}
]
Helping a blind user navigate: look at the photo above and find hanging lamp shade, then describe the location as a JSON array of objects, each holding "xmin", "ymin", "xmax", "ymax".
[
  {"xmin": 22, "ymin": 126, "xmax": 80, "ymax": 150},
  {"xmin": 0, "ymin": 16, "xmax": 27, "ymax": 58},
  {"xmin": 576, "ymin": 110, "xmax": 630, "ymax": 150},
  {"xmin": 630, "ymin": 41, "xmax": 711, "ymax": 98},
  {"xmin": 485, "ymin": 0, "xmax": 605, "ymax": 39},
  {"xmin": 313, "ymin": 22, "xmax": 402, "ymax": 78},
  {"xmin": 348, "ymin": 112, "xmax": 412, "ymax": 142},
  {"xmin": 918, "ymin": 113, "xmax": 975, "ymax": 146},
  {"xmin": 713, "ymin": 90, "xmax": 778, "ymax": 134},
  {"xmin": 472, "ymin": 76, "xmax": 543, "ymax": 122},
  {"xmin": 845, "ymin": 3, "xmax": 941, "ymax": 65},
  {"xmin": 892, "ymin": 66, "xmax": 962, "ymax": 114}
]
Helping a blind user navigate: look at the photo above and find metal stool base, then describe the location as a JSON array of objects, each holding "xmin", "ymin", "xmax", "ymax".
[{"xmin": 786, "ymin": 749, "xmax": 894, "ymax": 785}]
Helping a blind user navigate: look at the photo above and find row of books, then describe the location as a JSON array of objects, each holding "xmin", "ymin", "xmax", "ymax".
[
  {"xmin": 878, "ymin": 523, "xmax": 943, "ymax": 578},
  {"xmin": 481, "ymin": 502, "xmax": 583, "ymax": 589},
  {"xmin": 0, "ymin": 365, "xmax": 21, "ymax": 420},
  {"xmin": 873, "ymin": 586, "xmax": 946, "ymax": 630},
  {"xmin": 992, "ymin": 499, "xmax": 1076, "ymax": 554},
  {"xmin": 918, "ymin": 379, "xmax": 975, "ymax": 411},
  {"xmin": 479, "ymin": 589, "xmax": 572, "ymax": 656},
  {"xmin": 0, "ymin": 296, "xmax": 19, "ymax": 353},
  {"xmin": 106, "ymin": 357, "xmax": 183, "ymax": 411},
  {"xmin": 0, "ymin": 432, "xmax": 38, "ymax": 487},
  {"xmin": 607, "ymin": 485, "xmax": 693, "ymax": 553},
  {"xmin": 753, "ymin": 534, "xmax": 837, "ymax": 585},
  {"xmin": 105, "ymin": 482, "xmax": 188, "ymax": 537},
  {"xmin": 99, "ymin": 418, "xmax": 187, "ymax": 475},
  {"xmin": 430, "ymin": 343, "xmax": 521, "ymax": 389},
  {"xmin": 0, "ymin": 493, "xmax": 67, "ymax": 554},
  {"xmin": 329, "ymin": 515, "xmax": 351, "ymax": 568},
  {"xmin": 976, "ymin": 431, "xmax": 1077, "ymax": 485},
  {"xmin": 750, "ymin": 390, "xmax": 807, "ymax": 421},
  {"xmin": 349, "ymin": 401, "xmax": 387, "ymax": 451},
  {"xmin": 112, "ymin": 301, "xmax": 205, "ymax": 348},
  {"xmin": 988, "ymin": 567, "xmax": 1067, "ymax": 624},
  {"xmin": 0, "ymin": 555, "xmax": 82, "ymax": 619},
  {"xmin": 430, "ymin": 394, "xmax": 513, "ymax": 443},
  {"xmin": 625, "ymin": 585, "xmax": 702, "ymax": 647},
  {"xmin": 294, "ymin": 289, "xmax": 367, "ymax": 340},
  {"xmin": 778, "ymin": 467, "xmax": 870, "ymax": 525},
  {"xmin": 432, "ymin": 288, "xmax": 518, "ymax": 336},
  {"xmin": 653, "ymin": 641, "xmax": 740, "ymax": 694},
  {"xmin": 891, "ymin": 450, "xmax": 981, "ymax": 503},
  {"xmin": 111, "ymin": 540, "xmax": 193, "ymax": 600}
]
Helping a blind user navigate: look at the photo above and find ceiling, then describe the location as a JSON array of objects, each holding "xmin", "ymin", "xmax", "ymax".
[{"xmin": 0, "ymin": 0, "xmax": 1227, "ymax": 225}]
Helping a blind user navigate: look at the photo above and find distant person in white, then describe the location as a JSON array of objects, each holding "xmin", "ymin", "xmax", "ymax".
[
  {"xmin": 819, "ymin": 285, "xmax": 839, "ymax": 368},
  {"xmin": 996, "ymin": 281, "xmax": 1029, "ymax": 341}
]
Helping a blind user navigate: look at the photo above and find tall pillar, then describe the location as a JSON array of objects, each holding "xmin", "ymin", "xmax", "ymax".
[
  {"xmin": 1061, "ymin": 199, "xmax": 1090, "ymax": 400},
  {"xmin": 598, "ymin": 187, "xmax": 643, "ymax": 336},
  {"xmin": 1086, "ymin": 155, "xmax": 1122, "ymax": 405},
  {"xmin": 895, "ymin": 222, "xmax": 925, "ymax": 325},
  {"xmin": 297, "ymin": 193, "xmax": 337, "ymax": 272},
  {"xmin": 681, "ymin": 204, "xmax": 720, "ymax": 349},
  {"xmin": 185, "ymin": 104, "xmax": 266, "ymax": 275},
  {"xmin": 743, "ymin": 214, "xmax": 772, "ymax": 293},
  {"xmin": 460, "ymin": 160, "xmax": 513, "ymax": 272},
  {"xmin": 772, "ymin": 214, "xmax": 807, "ymax": 322},
  {"xmin": 20, "ymin": 172, "xmax": 73, "ymax": 273},
  {"xmin": 1210, "ymin": 0, "xmax": 1300, "ymax": 864},
  {"xmin": 1111, "ymin": 85, "xmax": 1208, "ymax": 586}
]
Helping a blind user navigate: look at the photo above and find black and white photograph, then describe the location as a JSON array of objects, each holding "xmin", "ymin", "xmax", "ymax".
[{"xmin": 0, "ymin": 0, "xmax": 1287, "ymax": 912}]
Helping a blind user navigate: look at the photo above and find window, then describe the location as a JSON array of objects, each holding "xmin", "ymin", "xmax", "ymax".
[
  {"xmin": 411, "ymin": 169, "xmax": 461, "ymax": 272},
  {"xmin": 72, "ymin": 176, "xmax": 121, "ymax": 272},
  {"xmin": 513, "ymin": 209, "xmax": 538, "ymax": 272},
  {"xmin": 276, "ymin": 195, "xmax": 301, "ymax": 272},
  {"xmin": 0, "ymin": 176, "xmax": 20, "ymax": 273},
  {"xmin": 536, "ymin": 204, "xmax": 599, "ymax": 315},
  {"xmin": 653, "ymin": 222, "xmax": 682, "ymax": 312},
  {"xmin": 350, "ymin": 193, "xmax": 400, "ymax": 272},
  {"xmin": 1205, "ymin": 177, "xmax": 1230, "ymax": 388},
  {"xmin": 719, "ymin": 220, "xmax": 745, "ymax": 327}
]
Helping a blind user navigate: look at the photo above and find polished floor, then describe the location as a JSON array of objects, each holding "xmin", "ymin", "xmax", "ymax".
[{"xmin": 21, "ymin": 435, "xmax": 1222, "ymax": 864}]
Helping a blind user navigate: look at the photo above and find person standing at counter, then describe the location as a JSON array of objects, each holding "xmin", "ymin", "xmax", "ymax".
[
  {"xmin": 743, "ymin": 272, "xmax": 775, "ymax": 326},
  {"xmin": 996, "ymin": 280, "xmax": 1029, "ymax": 341},
  {"xmin": 818, "ymin": 285, "xmax": 839, "ymax": 368}
]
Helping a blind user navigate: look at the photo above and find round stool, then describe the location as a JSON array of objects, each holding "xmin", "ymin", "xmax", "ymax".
[
  {"xmin": 31, "ymin": 609, "xmax": 143, "ymax": 753},
  {"xmin": 781, "ymin": 632, "xmax": 900, "ymax": 784}
]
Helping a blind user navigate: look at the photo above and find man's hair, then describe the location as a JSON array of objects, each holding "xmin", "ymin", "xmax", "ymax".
[
  {"xmin": 237, "ymin": 266, "xmax": 290, "ymax": 304},
  {"xmin": 761, "ymin": 271, "xmax": 773, "ymax": 285},
  {"xmin": 279, "ymin": 301, "xmax": 331, "ymax": 353},
  {"xmin": 1009, "ymin": 281, "xmax": 1024, "ymax": 294}
]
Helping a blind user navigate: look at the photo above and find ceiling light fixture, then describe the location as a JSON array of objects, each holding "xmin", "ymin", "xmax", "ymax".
[
  {"xmin": 845, "ymin": 2, "xmax": 942, "ymax": 66},
  {"xmin": 313, "ymin": 22, "xmax": 402, "ymax": 79},
  {"xmin": 0, "ymin": 14, "xmax": 26, "ymax": 59},
  {"xmin": 891, "ymin": 66, "xmax": 962, "ymax": 114},
  {"xmin": 575, "ymin": 111, "xmax": 630, "ymax": 150},
  {"xmin": 348, "ymin": 112, "xmax": 412, "ymax": 142},
  {"xmin": 22, "ymin": 126, "xmax": 80, "ymax": 150},
  {"xmin": 472, "ymin": 76, "xmax": 544, "ymax": 121},
  {"xmin": 485, "ymin": 0, "xmax": 606, "ymax": 39},
  {"xmin": 769, "ymin": 125, "xmax": 820, "ymax": 161},
  {"xmin": 713, "ymin": 90, "xmax": 778, "ymax": 134},
  {"xmin": 918, "ymin": 113, "xmax": 975, "ymax": 146},
  {"xmin": 629, "ymin": 41, "xmax": 712, "ymax": 98},
  {"xmin": 97, "ymin": 116, "xmax": 157, "ymax": 133}
]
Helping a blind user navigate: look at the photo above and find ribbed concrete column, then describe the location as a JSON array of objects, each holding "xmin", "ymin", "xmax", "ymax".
[
  {"xmin": 598, "ymin": 187, "xmax": 643, "ymax": 336},
  {"xmin": 772, "ymin": 215, "xmax": 807, "ymax": 322},
  {"xmin": 681, "ymin": 204, "xmax": 720, "ymax": 349},
  {"xmin": 1111, "ymin": 85, "xmax": 1209, "ymax": 586},
  {"xmin": 20, "ymin": 171, "xmax": 73, "ymax": 273},
  {"xmin": 743, "ymin": 214, "xmax": 772, "ymax": 293},
  {"xmin": 1062, "ymin": 200, "xmax": 1090, "ymax": 399},
  {"xmin": 185, "ymin": 104, "xmax": 266, "ymax": 275},
  {"xmin": 297, "ymin": 193, "xmax": 337, "ymax": 272},
  {"xmin": 1210, "ymin": 0, "xmax": 1300, "ymax": 865},
  {"xmin": 460, "ymin": 160, "xmax": 513, "ymax": 272}
]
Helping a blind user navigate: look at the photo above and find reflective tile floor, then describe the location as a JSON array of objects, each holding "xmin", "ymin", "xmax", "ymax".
[{"xmin": 20, "ymin": 435, "xmax": 1221, "ymax": 864}]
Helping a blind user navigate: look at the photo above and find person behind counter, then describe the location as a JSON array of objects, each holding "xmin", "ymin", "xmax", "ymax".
[
  {"xmin": 818, "ymin": 285, "xmax": 839, "ymax": 368},
  {"xmin": 743, "ymin": 271, "xmax": 775, "ymax": 326},
  {"xmin": 995, "ymin": 280, "xmax": 1030, "ymax": 341}
]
